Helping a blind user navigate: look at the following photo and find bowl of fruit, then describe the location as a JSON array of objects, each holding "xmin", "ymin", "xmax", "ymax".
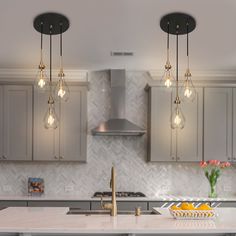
[{"xmin": 169, "ymin": 202, "xmax": 216, "ymax": 220}]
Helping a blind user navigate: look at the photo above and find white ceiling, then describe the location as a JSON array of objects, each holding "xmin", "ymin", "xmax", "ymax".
[{"xmin": 1, "ymin": 0, "xmax": 236, "ymax": 73}]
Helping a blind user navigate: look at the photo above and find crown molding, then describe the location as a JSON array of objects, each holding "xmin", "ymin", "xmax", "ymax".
[
  {"xmin": 0, "ymin": 68, "xmax": 88, "ymax": 82},
  {"xmin": 148, "ymin": 70, "xmax": 236, "ymax": 80}
]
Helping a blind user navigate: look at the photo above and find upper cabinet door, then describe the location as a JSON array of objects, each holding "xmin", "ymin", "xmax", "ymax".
[
  {"xmin": 232, "ymin": 88, "xmax": 236, "ymax": 162},
  {"xmin": 177, "ymin": 88, "xmax": 203, "ymax": 162},
  {"xmin": 204, "ymin": 88, "xmax": 232, "ymax": 161},
  {"xmin": 148, "ymin": 87, "xmax": 176, "ymax": 162},
  {"xmin": 0, "ymin": 87, "xmax": 3, "ymax": 159},
  {"xmin": 3, "ymin": 85, "xmax": 32, "ymax": 160},
  {"xmin": 59, "ymin": 86, "xmax": 87, "ymax": 161},
  {"xmin": 33, "ymin": 89, "xmax": 59, "ymax": 161}
]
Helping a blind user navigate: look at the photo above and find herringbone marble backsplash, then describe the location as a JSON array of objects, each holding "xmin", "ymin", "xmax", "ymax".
[{"xmin": 0, "ymin": 71, "xmax": 235, "ymax": 198}]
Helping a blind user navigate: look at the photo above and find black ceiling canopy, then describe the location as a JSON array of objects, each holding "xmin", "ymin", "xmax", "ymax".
[
  {"xmin": 33, "ymin": 12, "xmax": 70, "ymax": 35},
  {"xmin": 160, "ymin": 12, "xmax": 196, "ymax": 35}
]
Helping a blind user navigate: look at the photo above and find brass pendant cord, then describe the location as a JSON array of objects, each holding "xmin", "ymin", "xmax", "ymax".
[
  {"xmin": 49, "ymin": 25, "xmax": 53, "ymax": 95},
  {"xmin": 60, "ymin": 24, "xmax": 63, "ymax": 70},
  {"xmin": 176, "ymin": 28, "xmax": 179, "ymax": 98},
  {"xmin": 40, "ymin": 23, "xmax": 43, "ymax": 63},
  {"xmin": 167, "ymin": 22, "xmax": 170, "ymax": 62},
  {"xmin": 187, "ymin": 23, "xmax": 189, "ymax": 70}
]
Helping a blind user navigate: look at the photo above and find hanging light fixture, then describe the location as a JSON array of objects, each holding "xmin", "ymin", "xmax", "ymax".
[
  {"xmin": 54, "ymin": 23, "xmax": 70, "ymax": 101},
  {"xmin": 160, "ymin": 12, "xmax": 196, "ymax": 129},
  {"xmin": 170, "ymin": 27, "xmax": 185, "ymax": 129},
  {"xmin": 34, "ymin": 13, "xmax": 70, "ymax": 129},
  {"xmin": 181, "ymin": 22, "xmax": 196, "ymax": 102},
  {"xmin": 161, "ymin": 22, "xmax": 174, "ymax": 88},
  {"xmin": 43, "ymin": 25, "xmax": 59, "ymax": 129},
  {"xmin": 35, "ymin": 22, "xmax": 48, "ymax": 90}
]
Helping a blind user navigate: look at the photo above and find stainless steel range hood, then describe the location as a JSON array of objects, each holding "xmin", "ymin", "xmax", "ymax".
[{"xmin": 92, "ymin": 69, "xmax": 145, "ymax": 136}]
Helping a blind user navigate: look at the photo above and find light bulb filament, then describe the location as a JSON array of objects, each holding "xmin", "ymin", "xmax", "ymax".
[
  {"xmin": 174, "ymin": 114, "xmax": 181, "ymax": 126},
  {"xmin": 47, "ymin": 114, "xmax": 55, "ymax": 126},
  {"xmin": 58, "ymin": 87, "xmax": 66, "ymax": 98},
  {"xmin": 184, "ymin": 87, "xmax": 192, "ymax": 98},
  {"xmin": 38, "ymin": 78, "xmax": 46, "ymax": 88},
  {"xmin": 164, "ymin": 78, "xmax": 172, "ymax": 88}
]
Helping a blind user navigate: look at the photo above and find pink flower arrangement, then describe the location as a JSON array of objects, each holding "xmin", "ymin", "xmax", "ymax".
[
  {"xmin": 200, "ymin": 160, "xmax": 231, "ymax": 198},
  {"xmin": 200, "ymin": 160, "xmax": 231, "ymax": 169}
]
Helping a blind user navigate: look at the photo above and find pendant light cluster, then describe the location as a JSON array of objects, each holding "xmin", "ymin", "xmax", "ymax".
[
  {"xmin": 33, "ymin": 13, "xmax": 70, "ymax": 129},
  {"xmin": 160, "ymin": 13, "xmax": 196, "ymax": 129}
]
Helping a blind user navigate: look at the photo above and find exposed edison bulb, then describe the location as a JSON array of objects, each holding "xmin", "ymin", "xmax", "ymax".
[
  {"xmin": 181, "ymin": 69, "xmax": 196, "ymax": 102},
  {"xmin": 170, "ymin": 102, "xmax": 185, "ymax": 129},
  {"xmin": 161, "ymin": 61, "xmax": 174, "ymax": 88},
  {"xmin": 55, "ymin": 71, "xmax": 70, "ymax": 101},
  {"xmin": 43, "ymin": 97, "xmax": 59, "ymax": 129},
  {"xmin": 35, "ymin": 64, "xmax": 48, "ymax": 91}
]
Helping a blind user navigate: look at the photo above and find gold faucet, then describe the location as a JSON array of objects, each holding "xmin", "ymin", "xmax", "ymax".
[{"xmin": 101, "ymin": 166, "xmax": 117, "ymax": 216}]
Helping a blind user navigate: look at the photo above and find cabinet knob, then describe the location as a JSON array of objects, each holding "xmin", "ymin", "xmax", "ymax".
[
  {"xmin": 177, "ymin": 157, "xmax": 180, "ymax": 161},
  {"xmin": 172, "ymin": 157, "xmax": 175, "ymax": 160},
  {"xmin": 2, "ymin": 155, "xmax": 6, "ymax": 160},
  {"xmin": 59, "ymin": 156, "xmax": 63, "ymax": 160},
  {"xmin": 228, "ymin": 157, "xmax": 231, "ymax": 161},
  {"xmin": 54, "ymin": 156, "xmax": 58, "ymax": 159},
  {"xmin": 233, "ymin": 157, "xmax": 236, "ymax": 161}
]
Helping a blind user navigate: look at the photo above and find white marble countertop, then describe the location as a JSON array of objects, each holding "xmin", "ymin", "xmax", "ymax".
[
  {"xmin": 0, "ymin": 194, "xmax": 236, "ymax": 201},
  {"xmin": 0, "ymin": 207, "xmax": 235, "ymax": 234}
]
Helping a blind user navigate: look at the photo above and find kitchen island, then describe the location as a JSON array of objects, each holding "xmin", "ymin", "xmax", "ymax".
[{"xmin": 0, "ymin": 207, "xmax": 235, "ymax": 236}]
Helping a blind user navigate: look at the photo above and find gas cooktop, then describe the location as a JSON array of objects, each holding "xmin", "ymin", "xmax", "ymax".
[{"xmin": 93, "ymin": 191, "xmax": 146, "ymax": 198}]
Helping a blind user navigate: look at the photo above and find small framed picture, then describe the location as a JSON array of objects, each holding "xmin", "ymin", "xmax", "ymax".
[{"xmin": 28, "ymin": 178, "xmax": 44, "ymax": 196}]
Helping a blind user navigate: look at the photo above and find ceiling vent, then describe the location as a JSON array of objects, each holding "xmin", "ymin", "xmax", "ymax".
[{"xmin": 110, "ymin": 51, "xmax": 134, "ymax": 56}]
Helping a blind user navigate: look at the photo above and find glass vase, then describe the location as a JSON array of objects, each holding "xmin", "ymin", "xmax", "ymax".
[{"xmin": 208, "ymin": 181, "xmax": 217, "ymax": 198}]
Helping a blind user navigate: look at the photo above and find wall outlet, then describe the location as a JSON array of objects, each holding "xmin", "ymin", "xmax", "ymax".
[
  {"xmin": 65, "ymin": 185, "xmax": 74, "ymax": 193},
  {"xmin": 3, "ymin": 185, "xmax": 12, "ymax": 192},
  {"xmin": 223, "ymin": 185, "xmax": 232, "ymax": 192}
]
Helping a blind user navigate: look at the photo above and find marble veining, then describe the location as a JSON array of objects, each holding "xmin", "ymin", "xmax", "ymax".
[
  {"xmin": 0, "ymin": 207, "xmax": 235, "ymax": 234},
  {"xmin": 0, "ymin": 71, "xmax": 235, "ymax": 198}
]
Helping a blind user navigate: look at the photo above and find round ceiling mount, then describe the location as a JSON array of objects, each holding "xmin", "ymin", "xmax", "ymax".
[
  {"xmin": 160, "ymin": 12, "xmax": 196, "ymax": 35},
  {"xmin": 33, "ymin": 12, "xmax": 70, "ymax": 35}
]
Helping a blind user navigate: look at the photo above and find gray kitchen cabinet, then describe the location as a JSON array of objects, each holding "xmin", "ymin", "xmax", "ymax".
[
  {"xmin": 91, "ymin": 201, "xmax": 148, "ymax": 211},
  {"xmin": 0, "ymin": 201, "xmax": 27, "ymax": 207},
  {"xmin": 27, "ymin": 201, "xmax": 90, "ymax": 209},
  {"xmin": 34, "ymin": 85, "xmax": 87, "ymax": 161},
  {"xmin": 232, "ymin": 88, "xmax": 236, "ymax": 162},
  {"xmin": 204, "ymin": 88, "xmax": 232, "ymax": 161},
  {"xmin": 0, "ymin": 87, "xmax": 3, "ymax": 159},
  {"xmin": 59, "ymin": 86, "xmax": 87, "ymax": 161},
  {"xmin": 2, "ymin": 85, "xmax": 32, "ymax": 161},
  {"xmin": 33, "ymin": 89, "xmax": 59, "ymax": 161},
  {"xmin": 177, "ymin": 88, "xmax": 203, "ymax": 162},
  {"xmin": 148, "ymin": 87, "xmax": 176, "ymax": 161},
  {"xmin": 148, "ymin": 86, "xmax": 203, "ymax": 162}
]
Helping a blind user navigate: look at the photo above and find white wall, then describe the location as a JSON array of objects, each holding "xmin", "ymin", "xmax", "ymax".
[{"xmin": 0, "ymin": 71, "xmax": 235, "ymax": 198}]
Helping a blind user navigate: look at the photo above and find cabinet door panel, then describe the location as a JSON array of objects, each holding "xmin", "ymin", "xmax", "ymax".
[
  {"xmin": 232, "ymin": 88, "xmax": 236, "ymax": 162},
  {"xmin": 178, "ymin": 88, "xmax": 203, "ymax": 162},
  {"xmin": 59, "ymin": 86, "xmax": 87, "ymax": 161},
  {"xmin": 91, "ymin": 201, "xmax": 147, "ymax": 211},
  {"xmin": 3, "ymin": 85, "xmax": 32, "ymax": 160},
  {"xmin": 0, "ymin": 87, "xmax": 3, "ymax": 158},
  {"xmin": 204, "ymin": 88, "xmax": 232, "ymax": 161},
  {"xmin": 148, "ymin": 87, "xmax": 176, "ymax": 162},
  {"xmin": 33, "ymin": 89, "xmax": 59, "ymax": 161}
]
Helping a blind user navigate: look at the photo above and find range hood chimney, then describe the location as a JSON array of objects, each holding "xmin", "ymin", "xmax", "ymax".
[{"xmin": 92, "ymin": 69, "xmax": 146, "ymax": 136}]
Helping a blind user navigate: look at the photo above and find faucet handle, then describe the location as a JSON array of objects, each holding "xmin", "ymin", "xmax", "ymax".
[{"xmin": 100, "ymin": 196, "xmax": 112, "ymax": 210}]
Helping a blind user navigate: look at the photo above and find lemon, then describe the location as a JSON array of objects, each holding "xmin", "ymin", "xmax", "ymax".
[
  {"xmin": 170, "ymin": 205, "xmax": 181, "ymax": 210},
  {"xmin": 196, "ymin": 203, "xmax": 212, "ymax": 210},
  {"xmin": 180, "ymin": 202, "xmax": 196, "ymax": 210}
]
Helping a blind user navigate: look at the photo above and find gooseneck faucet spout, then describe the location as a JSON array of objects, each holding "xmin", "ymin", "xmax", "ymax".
[{"xmin": 101, "ymin": 166, "xmax": 117, "ymax": 216}]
